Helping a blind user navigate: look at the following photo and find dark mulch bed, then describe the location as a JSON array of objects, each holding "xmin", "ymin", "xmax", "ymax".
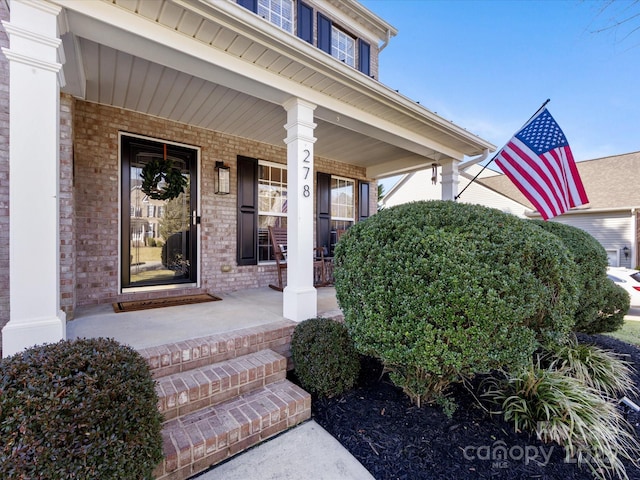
[{"xmin": 295, "ymin": 334, "xmax": 640, "ymax": 480}]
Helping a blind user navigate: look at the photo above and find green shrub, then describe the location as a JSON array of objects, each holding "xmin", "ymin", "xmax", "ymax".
[
  {"xmin": 291, "ymin": 317, "xmax": 360, "ymax": 398},
  {"xmin": 530, "ymin": 220, "xmax": 609, "ymax": 333},
  {"xmin": 483, "ymin": 360, "xmax": 640, "ymax": 480},
  {"xmin": 334, "ymin": 200, "xmax": 579, "ymax": 406},
  {"xmin": 147, "ymin": 237, "xmax": 157, "ymax": 247},
  {"xmin": 0, "ymin": 338, "xmax": 163, "ymax": 480},
  {"xmin": 587, "ymin": 279, "xmax": 630, "ymax": 334}
]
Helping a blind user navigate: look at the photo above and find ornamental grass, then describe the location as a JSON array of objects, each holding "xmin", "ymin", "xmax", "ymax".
[{"xmin": 483, "ymin": 357, "xmax": 640, "ymax": 480}]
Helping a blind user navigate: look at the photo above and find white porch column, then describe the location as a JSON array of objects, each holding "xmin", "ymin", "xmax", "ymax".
[
  {"xmin": 440, "ymin": 159, "xmax": 460, "ymax": 201},
  {"xmin": 2, "ymin": 0, "xmax": 65, "ymax": 357},
  {"xmin": 282, "ymin": 98, "xmax": 317, "ymax": 322}
]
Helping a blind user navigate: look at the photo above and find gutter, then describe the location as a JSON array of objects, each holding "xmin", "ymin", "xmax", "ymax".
[
  {"xmin": 524, "ymin": 206, "xmax": 640, "ymax": 218},
  {"xmin": 379, "ymin": 29, "xmax": 392, "ymax": 52},
  {"xmin": 458, "ymin": 149, "xmax": 491, "ymax": 170}
]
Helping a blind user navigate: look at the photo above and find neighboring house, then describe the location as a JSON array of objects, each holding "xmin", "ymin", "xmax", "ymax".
[
  {"xmin": 0, "ymin": 0, "xmax": 495, "ymax": 356},
  {"xmin": 480, "ymin": 151, "xmax": 640, "ymax": 269},
  {"xmin": 381, "ymin": 162, "xmax": 529, "ymax": 217}
]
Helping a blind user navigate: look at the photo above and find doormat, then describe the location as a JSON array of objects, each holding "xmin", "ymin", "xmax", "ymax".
[{"xmin": 113, "ymin": 293, "xmax": 222, "ymax": 313}]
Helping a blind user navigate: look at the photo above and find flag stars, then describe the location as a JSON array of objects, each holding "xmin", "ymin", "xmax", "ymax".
[{"xmin": 516, "ymin": 109, "xmax": 568, "ymax": 154}]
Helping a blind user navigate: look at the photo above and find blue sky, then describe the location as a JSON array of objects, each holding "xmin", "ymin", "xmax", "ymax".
[{"xmin": 360, "ymin": 0, "xmax": 640, "ymax": 178}]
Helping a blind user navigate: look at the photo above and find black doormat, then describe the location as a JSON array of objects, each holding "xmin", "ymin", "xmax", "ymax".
[{"xmin": 113, "ymin": 293, "xmax": 221, "ymax": 313}]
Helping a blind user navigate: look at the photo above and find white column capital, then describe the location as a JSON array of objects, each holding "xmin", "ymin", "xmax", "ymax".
[{"xmin": 440, "ymin": 159, "xmax": 460, "ymax": 201}]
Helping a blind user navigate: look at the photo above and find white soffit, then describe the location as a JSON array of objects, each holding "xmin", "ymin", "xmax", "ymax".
[{"xmin": 55, "ymin": 0, "xmax": 494, "ymax": 176}]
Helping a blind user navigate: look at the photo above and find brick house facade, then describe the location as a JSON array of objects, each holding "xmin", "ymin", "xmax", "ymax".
[
  {"xmin": 70, "ymin": 98, "xmax": 374, "ymax": 310},
  {"xmin": 1, "ymin": 0, "xmax": 494, "ymax": 356}
]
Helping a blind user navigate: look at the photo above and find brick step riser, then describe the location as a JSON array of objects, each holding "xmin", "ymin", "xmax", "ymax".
[
  {"xmin": 154, "ymin": 379, "xmax": 311, "ymax": 480},
  {"xmin": 139, "ymin": 320, "xmax": 296, "ymax": 379},
  {"xmin": 156, "ymin": 350, "xmax": 288, "ymax": 422}
]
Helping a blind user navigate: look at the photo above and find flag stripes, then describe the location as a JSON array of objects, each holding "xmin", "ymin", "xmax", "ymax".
[{"xmin": 494, "ymin": 108, "xmax": 588, "ymax": 220}]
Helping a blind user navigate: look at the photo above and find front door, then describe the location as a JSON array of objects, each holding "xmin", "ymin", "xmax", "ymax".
[{"xmin": 121, "ymin": 135, "xmax": 198, "ymax": 289}]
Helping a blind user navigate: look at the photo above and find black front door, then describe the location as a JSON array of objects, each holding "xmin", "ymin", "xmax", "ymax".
[{"xmin": 121, "ymin": 135, "xmax": 198, "ymax": 289}]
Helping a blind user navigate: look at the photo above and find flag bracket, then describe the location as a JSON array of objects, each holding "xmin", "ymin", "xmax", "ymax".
[{"xmin": 454, "ymin": 99, "xmax": 551, "ymax": 202}]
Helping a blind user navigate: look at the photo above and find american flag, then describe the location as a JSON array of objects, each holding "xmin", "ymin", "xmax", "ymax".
[{"xmin": 494, "ymin": 108, "xmax": 589, "ymax": 220}]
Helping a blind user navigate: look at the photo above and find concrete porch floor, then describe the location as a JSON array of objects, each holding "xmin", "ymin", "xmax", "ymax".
[{"xmin": 67, "ymin": 286, "xmax": 341, "ymax": 350}]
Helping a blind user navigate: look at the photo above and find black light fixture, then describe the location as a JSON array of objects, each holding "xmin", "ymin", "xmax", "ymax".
[
  {"xmin": 623, "ymin": 246, "xmax": 630, "ymax": 259},
  {"xmin": 215, "ymin": 161, "xmax": 230, "ymax": 195}
]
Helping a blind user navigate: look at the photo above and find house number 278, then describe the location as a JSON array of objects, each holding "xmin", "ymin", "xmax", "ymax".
[{"xmin": 302, "ymin": 149, "xmax": 311, "ymax": 197}]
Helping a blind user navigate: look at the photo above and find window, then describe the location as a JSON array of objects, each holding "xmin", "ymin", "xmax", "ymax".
[
  {"xmin": 317, "ymin": 173, "xmax": 364, "ymax": 256},
  {"xmin": 330, "ymin": 176, "xmax": 355, "ymax": 238},
  {"xmin": 258, "ymin": 161, "xmax": 288, "ymax": 262},
  {"xmin": 331, "ymin": 27, "xmax": 355, "ymax": 67},
  {"xmin": 256, "ymin": 0, "xmax": 294, "ymax": 33},
  {"xmin": 317, "ymin": 14, "xmax": 369, "ymax": 73}
]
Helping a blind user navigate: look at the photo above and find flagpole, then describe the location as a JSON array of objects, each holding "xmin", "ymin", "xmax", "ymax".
[{"xmin": 454, "ymin": 99, "xmax": 551, "ymax": 201}]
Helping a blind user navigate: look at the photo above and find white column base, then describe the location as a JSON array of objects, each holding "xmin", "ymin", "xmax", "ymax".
[
  {"xmin": 283, "ymin": 286, "xmax": 318, "ymax": 322},
  {"xmin": 2, "ymin": 311, "xmax": 66, "ymax": 358}
]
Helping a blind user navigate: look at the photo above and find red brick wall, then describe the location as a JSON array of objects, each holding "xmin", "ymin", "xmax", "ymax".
[
  {"xmin": 0, "ymin": 0, "xmax": 10, "ymax": 349},
  {"xmin": 73, "ymin": 100, "xmax": 376, "ymax": 308},
  {"xmin": 60, "ymin": 94, "xmax": 75, "ymax": 317}
]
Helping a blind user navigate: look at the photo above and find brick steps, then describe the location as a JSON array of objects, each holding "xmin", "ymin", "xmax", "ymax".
[
  {"xmin": 159, "ymin": 380, "xmax": 310, "ymax": 480},
  {"xmin": 139, "ymin": 320, "xmax": 297, "ymax": 379},
  {"xmin": 143, "ymin": 322, "xmax": 311, "ymax": 480},
  {"xmin": 156, "ymin": 350, "xmax": 287, "ymax": 421}
]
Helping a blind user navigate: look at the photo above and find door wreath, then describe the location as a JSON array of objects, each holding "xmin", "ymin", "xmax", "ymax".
[{"xmin": 140, "ymin": 158, "xmax": 188, "ymax": 201}]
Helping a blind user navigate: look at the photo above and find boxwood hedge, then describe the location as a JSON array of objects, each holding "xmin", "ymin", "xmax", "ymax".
[
  {"xmin": 590, "ymin": 278, "xmax": 631, "ymax": 334},
  {"xmin": 291, "ymin": 317, "xmax": 360, "ymax": 398},
  {"xmin": 334, "ymin": 200, "xmax": 579, "ymax": 406},
  {"xmin": 530, "ymin": 219, "xmax": 610, "ymax": 333},
  {"xmin": 0, "ymin": 338, "xmax": 163, "ymax": 479}
]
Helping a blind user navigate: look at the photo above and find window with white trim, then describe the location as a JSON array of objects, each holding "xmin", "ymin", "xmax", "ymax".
[
  {"xmin": 258, "ymin": 0, "xmax": 293, "ymax": 33},
  {"xmin": 331, "ymin": 176, "xmax": 355, "ymax": 232},
  {"xmin": 258, "ymin": 161, "xmax": 288, "ymax": 262},
  {"xmin": 331, "ymin": 27, "xmax": 355, "ymax": 67}
]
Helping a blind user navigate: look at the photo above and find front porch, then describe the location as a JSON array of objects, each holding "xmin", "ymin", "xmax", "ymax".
[
  {"xmin": 67, "ymin": 286, "xmax": 341, "ymax": 479},
  {"xmin": 67, "ymin": 286, "xmax": 341, "ymax": 351}
]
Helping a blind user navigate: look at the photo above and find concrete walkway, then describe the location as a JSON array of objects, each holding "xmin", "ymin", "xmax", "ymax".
[{"xmin": 192, "ymin": 420, "xmax": 374, "ymax": 480}]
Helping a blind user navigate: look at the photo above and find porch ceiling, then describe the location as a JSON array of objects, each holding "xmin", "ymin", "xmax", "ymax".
[{"xmin": 56, "ymin": 0, "xmax": 495, "ymax": 178}]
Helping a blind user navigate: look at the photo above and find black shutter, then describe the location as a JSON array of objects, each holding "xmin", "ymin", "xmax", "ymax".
[
  {"xmin": 358, "ymin": 39, "xmax": 370, "ymax": 75},
  {"xmin": 237, "ymin": 156, "xmax": 258, "ymax": 265},
  {"xmin": 237, "ymin": 0, "xmax": 257, "ymax": 12},
  {"xmin": 359, "ymin": 182, "xmax": 370, "ymax": 221},
  {"xmin": 297, "ymin": 1, "xmax": 313, "ymax": 44},
  {"xmin": 317, "ymin": 13, "xmax": 332, "ymax": 54},
  {"xmin": 317, "ymin": 172, "xmax": 331, "ymax": 254}
]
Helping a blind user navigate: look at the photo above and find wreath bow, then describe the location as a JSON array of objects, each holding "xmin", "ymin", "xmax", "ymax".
[{"xmin": 141, "ymin": 158, "xmax": 188, "ymax": 200}]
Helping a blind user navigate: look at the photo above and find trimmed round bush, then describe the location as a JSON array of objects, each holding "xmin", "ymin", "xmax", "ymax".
[
  {"xmin": 0, "ymin": 338, "xmax": 163, "ymax": 480},
  {"xmin": 291, "ymin": 317, "xmax": 360, "ymax": 398},
  {"xmin": 530, "ymin": 220, "xmax": 609, "ymax": 333},
  {"xmin": 588, "ymin": 279, "xmax": 630, "ymax": 334},
  {"xmin": 334, "ymin": 200, "xmax": 579, "ymax": 406}
]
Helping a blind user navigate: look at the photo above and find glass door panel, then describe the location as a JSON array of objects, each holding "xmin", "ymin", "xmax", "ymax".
[{"xmin": 121, "ymin": 136, "xmax": 197, "ymax": 289}]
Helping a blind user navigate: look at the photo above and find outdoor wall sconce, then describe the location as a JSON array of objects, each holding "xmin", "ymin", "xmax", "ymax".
[
  {"xmin": 215, "ymin": 161, "xmax": 230, "ymax": 195},
  {"xmin": 623, "ymin": 246, "xmax": 630, "ymax": 259}
]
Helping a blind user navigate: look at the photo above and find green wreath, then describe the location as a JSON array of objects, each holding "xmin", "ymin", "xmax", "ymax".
[{"xmin": 140, "ymin": 158, "xmax": 188, "ymax": 201}]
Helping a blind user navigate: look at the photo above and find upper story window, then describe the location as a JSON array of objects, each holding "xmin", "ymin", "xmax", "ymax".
[
  {"xmin": 331, "ymin": 27, "xmax": 355, "ymax": 67},
  {"xmin": 258, "ymin": 0, "xmax": 293, "ymax": 33},
  {"xmin": 238, "ymin": 1, "xmax": 370, "ymax": 75}
]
